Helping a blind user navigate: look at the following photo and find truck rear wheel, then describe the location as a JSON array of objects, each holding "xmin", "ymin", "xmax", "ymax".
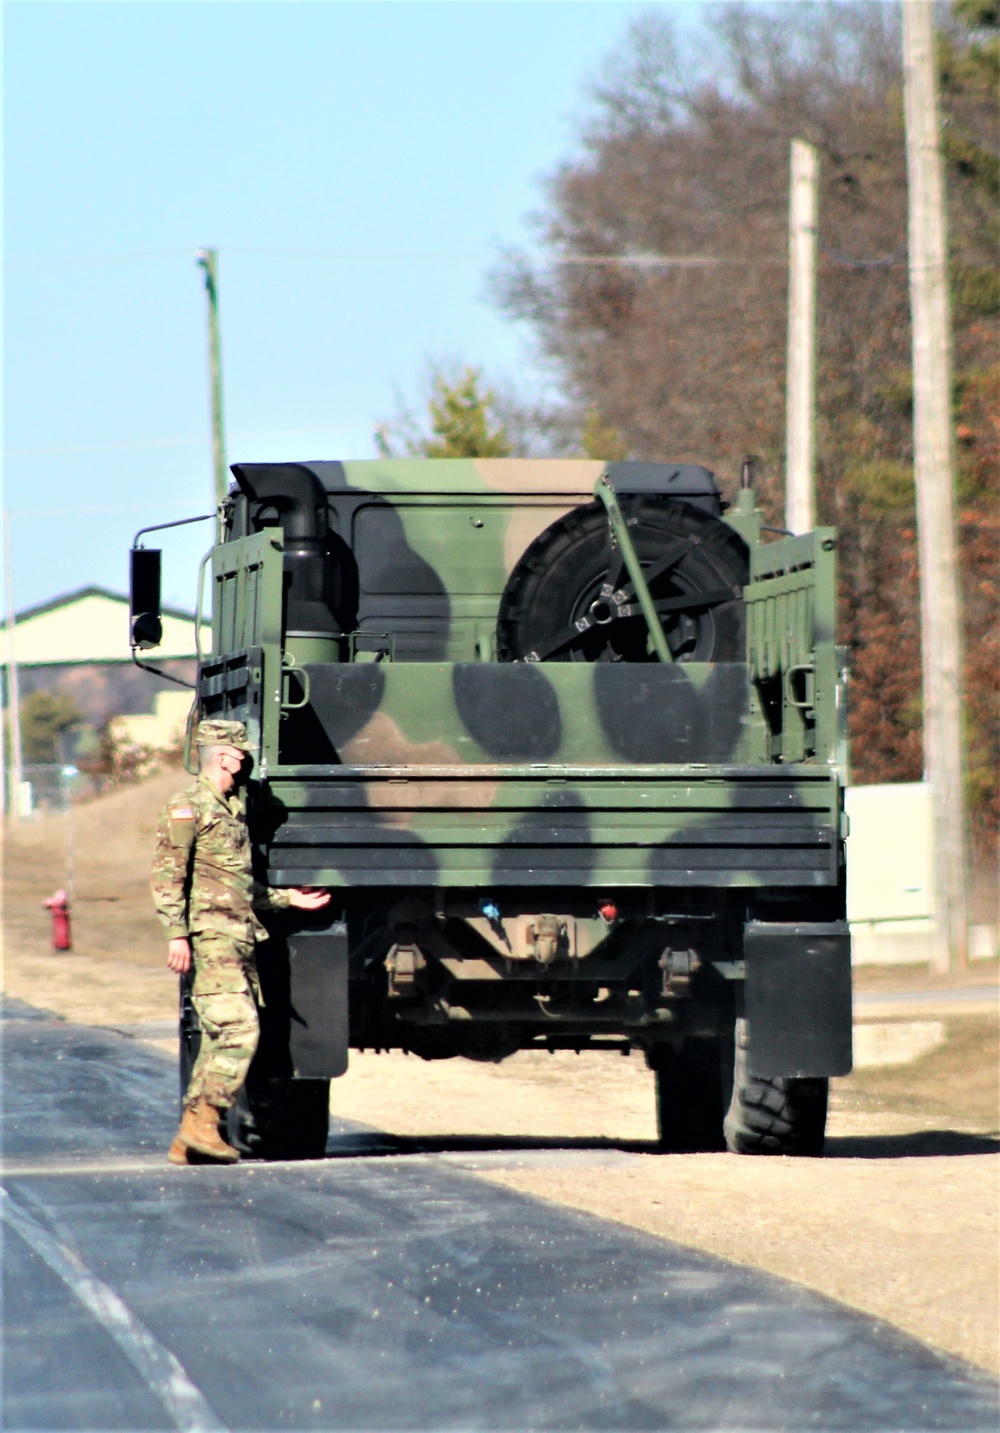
[
  {"xmin": 651, "ymin": 1037, "xmax": 730, "ymax": 1153},
  {"xmin": 497, "ymin": 497, "xmax": 747, "ymax": 664},
  {"xmin": 723, "ymin": 1019, "xmax": 828, "ymax": 1156},
  {"xmin": 178, "ymin": 979, "xmax": 329, "ymax": 1160},
  {"xmin": 227, "ymin": 1076, "xmax": 331, "ymax": 1161}
]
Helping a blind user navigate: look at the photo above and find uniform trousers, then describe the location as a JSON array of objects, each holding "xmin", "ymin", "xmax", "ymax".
[{"xmin": 185, "ymin": 932, "xmax": 259, "ymax": 1113}]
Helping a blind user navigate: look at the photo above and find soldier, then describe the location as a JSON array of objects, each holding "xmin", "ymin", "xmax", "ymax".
[{"xmin": 151, "ymin": 718, "xmax": 330, "ymax": 1165}]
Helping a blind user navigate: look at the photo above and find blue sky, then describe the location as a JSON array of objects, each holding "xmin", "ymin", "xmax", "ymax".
[{"xmin": 4, "ymin": 1, "xmax": 708, "ymax": 611}]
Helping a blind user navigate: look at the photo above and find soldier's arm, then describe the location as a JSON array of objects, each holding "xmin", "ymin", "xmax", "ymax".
[
  {"xmin": 251, "ymin": 882, "xmax": 292, "ymax": 913},
  {"xmin": 286, "ymin": 888, "xmax": 331, "ymax": 910},
  {"xmin": 251, "ymin": 884, "xmax": 331, "ymax": 912},
  {"xmin": 150, "ymin": 801, "xmax": 197, "ymax": 938},
  {"xmin": 166, "ymin": 938, "xmax": 192, "ymax": 974},
  {"xmin": 246, "ymin": 788, "xmax": 328, "ymax": 912}
]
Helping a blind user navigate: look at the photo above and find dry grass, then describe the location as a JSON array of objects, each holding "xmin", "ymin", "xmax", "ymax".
[
  {"xmin": 4, "ymin": 764, "xmax": 184, "ymax": 960},
  {"xmin": 833, "ymin": 1014, "xmax": 999, "ymax": 1133},
  {"xmin": 2, "ymin": 766, "xmax": 187, "ymax": 1024},
  {"xmin": 853, "ymin": 957, "xmax": 1000, "ymax": 993}
]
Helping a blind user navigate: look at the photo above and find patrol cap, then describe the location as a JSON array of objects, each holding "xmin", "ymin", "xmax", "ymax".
[{"xmin": 195, "ymin": 718, "xmax": 252, "ymax": 752}]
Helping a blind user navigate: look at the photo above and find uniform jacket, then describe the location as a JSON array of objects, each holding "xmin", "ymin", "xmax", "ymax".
[{"xmin": 151, "ymin": 774, "xmax": 291, "ymax": 942}]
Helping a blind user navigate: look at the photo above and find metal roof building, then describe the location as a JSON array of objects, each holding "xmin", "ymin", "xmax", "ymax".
[
  {"xmin": 0, "ymin": 585, "xmax": 209, "ymax": 666},
  {"xmin": 1, "ymin": 586, "xmax": 209, "ymax": 729}
]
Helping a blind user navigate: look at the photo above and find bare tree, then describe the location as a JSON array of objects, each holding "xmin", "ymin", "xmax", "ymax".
[{"xmin": 491, "ymin": 0, "xmax": 998, "ymax": 844}]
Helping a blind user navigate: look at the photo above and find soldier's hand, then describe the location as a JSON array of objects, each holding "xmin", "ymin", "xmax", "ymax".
[
  {"xmin": 287, "ymin": 888, "xmax": 332, "ymax": 911},
  {"xmin": 167, "ymin": 937, "xmax": 192, "ymax": 973}
]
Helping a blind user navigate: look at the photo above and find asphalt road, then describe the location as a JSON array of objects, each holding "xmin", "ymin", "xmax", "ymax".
[{"xmin": 2, "ymin": 997, "xmax": 998, "ymax": 1432}]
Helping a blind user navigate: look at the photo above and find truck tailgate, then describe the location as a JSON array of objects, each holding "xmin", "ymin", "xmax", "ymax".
[{"xmin": 266, "ymin": 764, "xmax": 843, "ymax": 888}]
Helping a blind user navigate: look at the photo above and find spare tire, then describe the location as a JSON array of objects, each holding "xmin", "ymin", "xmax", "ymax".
[{"xmin": 496, "ymin": 497, "xmax": 748, "ymax": 663}]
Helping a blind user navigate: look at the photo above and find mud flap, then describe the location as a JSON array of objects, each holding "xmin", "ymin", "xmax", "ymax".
[
  {"xmin": 288, "ymin": 921, "xmax": 349, "ymax": 1078},
  {"xmin": 744, "ymin": 922, "xmax": 852, "ymax": 1078}
]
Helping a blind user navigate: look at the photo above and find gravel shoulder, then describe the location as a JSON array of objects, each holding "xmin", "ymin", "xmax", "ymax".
[{"xmin": 3, "ymin": 769, "xmax": 998, "ymax": 1375}]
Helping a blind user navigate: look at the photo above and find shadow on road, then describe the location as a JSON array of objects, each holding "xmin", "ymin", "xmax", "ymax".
[
  {"xmin": 324, "ymin": 1127, "xmax": 1000, "ymax": 1162},
  {"xmin": 825, "ymin": 1130, "xmax": 999, "ymax": 1159},
  {"xmin": 324, "ymin": 1129, "xmax": 660, "ymax": 1159}
]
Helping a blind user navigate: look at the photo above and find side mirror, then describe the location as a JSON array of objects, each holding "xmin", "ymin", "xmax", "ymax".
[{"xmin": 130, "ymin": 548, "xmax": 163, "ymax": 650}]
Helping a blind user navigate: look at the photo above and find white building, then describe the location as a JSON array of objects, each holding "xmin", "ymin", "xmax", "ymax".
[{"xmin": 1, "ymin": 585, "xmax": 210, "ymax": 728}]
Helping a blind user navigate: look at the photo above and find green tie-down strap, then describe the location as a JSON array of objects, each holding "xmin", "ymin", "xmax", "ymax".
[{"xmin": 593, "ymin": 474, "xmax": 674, "ymax": 663}]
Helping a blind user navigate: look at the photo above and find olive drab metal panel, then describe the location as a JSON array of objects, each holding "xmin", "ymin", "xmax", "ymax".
[
  {"xmin": 265, "ymin": 765, "xmax": 842, "ymax": 890},
  {"xmin": 211, "ymin": 532, "xmax": 285, "ymax": 765},
  {"xmin": 212, "ymin": 531, "xmax": 285, "ymax": 653},
  {"xmin": 745, "ymin": 529, "xmax": 841, "ymax": 764}
]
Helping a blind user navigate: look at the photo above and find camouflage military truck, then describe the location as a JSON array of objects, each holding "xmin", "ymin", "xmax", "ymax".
[{"xmin": 131, "ymin": 458, "xmax": 852, "ymax": 1159}]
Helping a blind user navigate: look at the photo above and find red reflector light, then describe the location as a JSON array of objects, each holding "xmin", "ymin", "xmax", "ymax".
[{"xmin": 598, "ymin": 901, "xmax": 618, "ymax": 922}]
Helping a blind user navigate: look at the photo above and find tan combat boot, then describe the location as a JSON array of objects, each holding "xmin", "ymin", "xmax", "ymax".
[
  {"xmin": 169, "ymin": 1099, "xmax": 240, "ymax": 1163},
  {"xmin": 167, "ymin": 1131, "xmax": 190, "ymax": 1166}
]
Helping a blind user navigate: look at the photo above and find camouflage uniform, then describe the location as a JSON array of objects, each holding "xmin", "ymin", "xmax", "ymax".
[{"xmin": 151, "ymin": 724, "xmax": 291, "ymax": 1114}]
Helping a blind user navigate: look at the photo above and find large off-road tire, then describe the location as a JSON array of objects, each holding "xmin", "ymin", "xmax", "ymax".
[
  {"xmin": 496, "ymin": 497, "xmax": 748, "ymax": 664},
  {"xmin": 651, "ymin": 1036, "xmax": 731, "ymax": 1153},
  {"xmin": 227, "ymin": 1076, "xmax": 331, "ymax": 1161},
  {"xmin": 723, "ymin": 1018, "xmax": 828, "ymax": 1156}
]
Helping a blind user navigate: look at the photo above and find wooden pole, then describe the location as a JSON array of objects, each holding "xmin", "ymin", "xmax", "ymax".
[
  {"xmin": 785, "ymin": 139, "xmax": 819, "ymax": 535},
  {"xmin": 902, "ymin": 0, "xmax": 968, "ymax": 973},
  {"xmin": 196, "ymin": 249, "xmax": 228, "ymax": 527}
]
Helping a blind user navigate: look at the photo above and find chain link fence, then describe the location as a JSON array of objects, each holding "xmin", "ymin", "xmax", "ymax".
[{"xmin": 18, "ymin": 763, "xmax": 92, "ymax": 818}]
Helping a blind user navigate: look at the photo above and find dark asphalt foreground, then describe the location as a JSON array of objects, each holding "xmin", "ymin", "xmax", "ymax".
[{"xmin": 2, "ymin": 998, "xmax": 998, "ymax": 1433}]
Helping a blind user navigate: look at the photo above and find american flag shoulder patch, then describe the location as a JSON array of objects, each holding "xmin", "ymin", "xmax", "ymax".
[{"xmin": 170, "ymin": 806, "xmax": 195, "ymax": 820}]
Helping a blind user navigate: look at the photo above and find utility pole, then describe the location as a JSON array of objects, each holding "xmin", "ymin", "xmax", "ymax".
[
  {"xmin": 902, "ymin": 0, "xmax": 968, "ymax": 973},
  {"xmin": 3, "ymin": 510, "xmax": 23, "ymax": 822},
  {"xmin": 785, "ymin": 138, "xmax": 819, "ymax": 535},
  {"xmin": 0, "ymin": 580, "xmax": 6, "ymax": 821},
  {"xmin": 196, "ymin": 249, "xmax": 228, "ymax": 521}
]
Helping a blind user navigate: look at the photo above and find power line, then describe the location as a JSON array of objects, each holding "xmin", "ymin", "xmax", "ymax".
[
  {"xmin": 4, "ymin": 246, "xmax": 740, "ymax": 272},
  {"xmin": 4, "ymin": 246, "xmax": 489, "ymax": 272},
  {"xmin": 4, "ymin": 421, "xmax": 361, "ymax": 461},
  {"xmin": 5, "ymin": 249, "xmax": 191, "ymax": 272},
  {"xmin": 6, "ymin": 243, "xmax": 910, "ymax": 274},
  {"xmin": 820, "ymin": 241, "xmax": 907, "ymax": 271},
  {"xmin": 4, "ymin": 436, "xmax": 205, "ymax": 459},
  {"xmin": 7, "ymin": 502, "xmax": 201, "ymax": 521},
  {"xmin": 558, "ymin": 254, "xmax": 734, "ymax": 266}
]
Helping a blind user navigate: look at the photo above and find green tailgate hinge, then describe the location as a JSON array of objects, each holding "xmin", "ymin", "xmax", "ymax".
[{"xmin": 594, "ymin": 473, "xmax": 673, "ymax": 663}]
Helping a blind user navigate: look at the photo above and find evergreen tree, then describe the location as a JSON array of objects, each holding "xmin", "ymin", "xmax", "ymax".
[
  {"xmin": 581, "ymin": 406, "xmax": 629, "ymax": 460},
  {"xmin": 423, "ymin": 368, "xmax": 511, "ymax": 458},
  {"xmin": 20, "ymin": 691, "xmax": 81, "ymax": 765},
  {"xmin": 376, "ymin": 367, "xmax": 511, "ymax": 459}
]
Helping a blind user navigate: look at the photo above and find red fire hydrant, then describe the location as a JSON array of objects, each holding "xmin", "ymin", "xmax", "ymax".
[{"xmin": 43, "ymin": 889, "xmax": 72, "ymax": 951}]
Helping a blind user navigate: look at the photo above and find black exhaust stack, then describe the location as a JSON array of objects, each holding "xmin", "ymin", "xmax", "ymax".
[{"xmin": 231, "ymin": 462, "xmax": 343, "ymax": 662}]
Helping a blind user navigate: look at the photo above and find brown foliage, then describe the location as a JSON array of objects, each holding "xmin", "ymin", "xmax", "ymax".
[
  {"xmin": 494, "ymin": 1, "xmax": 999, "ymax": 837},
  {"xmin": 845, "ymin": 529, "xmax": 923, "ymax": 789},
  {"xmin": 77, "ymin": 717, "xmax": 185, "ymax": 794},
  {"xmin": 961, "ymin": 506, "xmax": 1000, "ymax": 845}
]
